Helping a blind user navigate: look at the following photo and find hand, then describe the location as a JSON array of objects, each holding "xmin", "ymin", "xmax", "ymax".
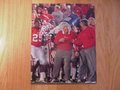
[
  {"xmin": 74, "ymin": 51, "xmax": 79, "ymax": 57},
  {"xmin": 59, "ymin": 38, "xmax": 65, "ymax": 43},
  {"xmin": 81, "ymin": 45, "xmax": 84, "ymax": 48}
]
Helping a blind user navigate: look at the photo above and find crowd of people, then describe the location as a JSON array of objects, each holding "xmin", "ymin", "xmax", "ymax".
[{"xmin": 31, "ymin": 3, "xmax": 96, "ymax": 84}]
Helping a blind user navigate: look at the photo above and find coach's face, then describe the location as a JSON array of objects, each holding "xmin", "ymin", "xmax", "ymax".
[{"xmin": 63, "ymin": 26, "xmax": 69, "ymax": 34}]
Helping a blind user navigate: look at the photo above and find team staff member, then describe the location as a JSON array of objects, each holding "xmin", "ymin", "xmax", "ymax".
[
  {"xmin": 73, "ymin": 19, "xmax": 96, "ymax": 83},
  {"xmin": 52, "ymin": 22, "xmax": 76, "ymax": 83}
]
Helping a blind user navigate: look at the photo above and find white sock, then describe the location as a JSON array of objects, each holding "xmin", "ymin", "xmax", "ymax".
[
  {"xmin": 39, "ymin": 72, "xmax": 46, "ymax": 81},
  {"xmin": 59, "ymin": 69, "xmax": 62, "ymax": 80},
  {"xmin": 72, "ymin": 68, "xmax": 76, "ymax": 80}
]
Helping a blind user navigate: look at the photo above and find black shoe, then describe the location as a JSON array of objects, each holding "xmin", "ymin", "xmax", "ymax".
[
  {"xmin": 59, "ymin": 79, "xmax": 65, "ymax": 83},
  {"xmin": 71, "ymin": 79, "xmax": 77, "ymax": 83},
  {"xmin": 45, "ymin": 77, "xmax": 51, "ymax": 82}
]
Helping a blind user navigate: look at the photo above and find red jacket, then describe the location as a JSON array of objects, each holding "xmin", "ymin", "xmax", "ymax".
[
  {"xmin": 31, "ymin": 27, "xmax": 43, "ymax": 47},
  {"xmin": 74, "ymin": 27, "xmax": 95, "ymax": 49},
  {"xmin": 39, "ymin": 14, "xmax": 54, "ymax": 22},
  {"xmin": 54, "ymin": 31, "xmax": 76, "ymax": 51}
]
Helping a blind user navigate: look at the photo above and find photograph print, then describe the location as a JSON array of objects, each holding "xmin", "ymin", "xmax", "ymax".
[{"xmin": 31, "ymin": 3, "xmax": 96, "ymax": 84}]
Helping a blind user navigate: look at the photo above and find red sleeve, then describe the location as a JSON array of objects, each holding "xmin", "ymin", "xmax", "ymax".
[
  {"xmin": 90, "ymin": 27, "xmax": 95, "ymax": 39},
  {"xmin": 71, "ymin": 31, "xmax": 77, "ymax": 39},
  {"xmin": 90, "ymin": 27, "xmax": 96, "ymax": 45},
  {"xmin": 48, "ymin": 14, "xmax": 54, "ymax": 20},
  {"xmin": 54, "ymin": 31, "xmax": 62, "ymax": 44},
  {"xmin": 73, "ymin": 33, "xmax": 82, "ymax": 46}
]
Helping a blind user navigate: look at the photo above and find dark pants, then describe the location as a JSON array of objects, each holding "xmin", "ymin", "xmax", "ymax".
[
  {"xmin": 32, "ymin": 61, "xmax": 40, "ymax": 81},
  {"xmin": 84, "ymin": 46, "xmax": 96, "ymax": 81},
  {"xmin": 78, "ymin": 49, "xmax": 89, "ymax": 80},
  {"xmin": 53, "ymin": 49, "xmax": 72, "ymax": 81}
]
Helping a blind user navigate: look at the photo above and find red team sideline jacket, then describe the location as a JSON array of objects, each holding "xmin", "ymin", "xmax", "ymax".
[
  {"xmin": 31, "ymin": 27, "xmax": 43, "ymax": 47},
  {"xmin": 39, "ymin": 14, "xmax": 54, "ymax": 22},
  {"xmin": 74, "ymin": 27, "xmax": 95, "ymax": 49},
  {"xmin": 54, "ymin": 31, "xmax": 76, "ymax": 51}
]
